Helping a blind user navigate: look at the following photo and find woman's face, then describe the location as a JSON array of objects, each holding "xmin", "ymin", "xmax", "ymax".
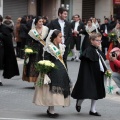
[
  {"xmin": 36, "ymin": 19, "xmax": 43, "ymax": 28},
  {"xmin": 54, "ymin": 33, "xmax": 62, "ymax": 44},
  {"xmin": 91, "ymin": 37, "xmax": 102, "ymax": 47},
  {"xmin": 87, "ymin": 20, "xmax": 92, "ymax": 26},
  {"xmin": 92, "ymin": 18, "xmax": 96, "ymax": 23},
  {"xmin": 116, "ymin": 23, "xmax": 120, "ymax": 29}
]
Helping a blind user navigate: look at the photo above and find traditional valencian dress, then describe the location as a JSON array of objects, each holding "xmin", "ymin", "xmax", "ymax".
[
  {"xmin": 33, "ymin": 42, "xmax": 70, "ymax": 106},
  {"xmin": 81, "ymin": 25, "xmax": 99, "ymax": 53},
  {"xmin": 22, "ymin": 26, "xmax": 48, "ymax": 82}
]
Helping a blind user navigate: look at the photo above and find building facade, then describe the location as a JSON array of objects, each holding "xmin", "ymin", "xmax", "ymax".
[{"xmin": 0, "ymin": 0, "xmax": 118, "ymax": 23}]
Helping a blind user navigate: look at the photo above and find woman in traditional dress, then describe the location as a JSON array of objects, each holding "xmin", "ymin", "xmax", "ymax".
[
  {"xmin": 33, "ymin": 30, "xmax": 71, "ymax": 118},
  {"xmin": 22, "ymin": 16, "xmax": 48, "ymax": 83},
  {"xmin": 81, "ymin": 19, "xmax": 100, "ymax": 53},
  {"xmin": 92, "ymin": 17, "xmax": 100, "ymax": 29},
  {"xmin": 71, "ymin": 32, "xmax": 106, "ymax": 116}
]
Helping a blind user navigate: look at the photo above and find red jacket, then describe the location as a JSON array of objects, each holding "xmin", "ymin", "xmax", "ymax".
[{"xmin": 109, "ymin": 55, "xmax": 120, "ymax": 73}]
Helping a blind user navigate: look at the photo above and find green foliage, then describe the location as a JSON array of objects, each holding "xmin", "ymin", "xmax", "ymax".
[
  {"xmin": 105, "ymin": 70, "xmax": 112, "ymax": 79},
  {"xmin": 108, "ymin": 32, "xmax": 118, "ymax": 46}
]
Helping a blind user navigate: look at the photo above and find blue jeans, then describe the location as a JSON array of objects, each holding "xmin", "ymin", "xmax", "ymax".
[{"xmin": 112, "ymin": 72, "xmax": 120, "ymax": 93}]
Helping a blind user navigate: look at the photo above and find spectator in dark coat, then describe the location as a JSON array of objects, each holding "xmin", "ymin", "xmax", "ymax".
[{"xmin": 0, "ymin": 15, "xmax": 19, "ymax": 86}]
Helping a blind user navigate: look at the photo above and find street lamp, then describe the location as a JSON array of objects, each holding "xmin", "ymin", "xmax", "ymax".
[
  {"xmin": 61, "ymin": 4, "xmax": 65, "ymax": 7},
  {"xmin": 61, "ymin": 4, "xmax": 69, "ymax": 10},
  {"xmin": 66, "ymin": 4, "xmax": 69, "ymax": 10}
]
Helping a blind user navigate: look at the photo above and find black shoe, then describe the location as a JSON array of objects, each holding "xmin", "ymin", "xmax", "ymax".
[
  {"xmin": 89, "ymin": 111, "xmax": 101, "ymax": 116},
  {"xmin": 71, "ymin": 58, "xmax": 75, "ymax": 61},
  {"xmin": 47, "ymin": 110, "xmax": 59, "ymax": 118},
  {"xmin": 116, "ymin": 91, "xmax": 120, "ymax": 95},
  {"xmin": 0, "ymin": 82, "xmax": 3, "ymax": 86},
  {"xmin": 76, "ymin": 100, "xmax": 81, "ymax": 112}
]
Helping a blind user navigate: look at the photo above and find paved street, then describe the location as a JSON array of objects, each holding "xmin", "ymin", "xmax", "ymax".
[{"xmin": 0, "ymin": 58, "xmax": 120, "ymax": 120}]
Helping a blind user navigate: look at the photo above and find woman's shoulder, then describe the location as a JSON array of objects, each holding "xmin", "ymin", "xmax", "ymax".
[
  {"xmin": 43, "ymin": 25, "xmax": 49, "ymax": 32},
  {"xmin": 43, "ymin": 25, "xmax": 48, "ymax": 30},
  {"xmin": 43, "ymin": 26, "xmax": 49, "ymax": 34}
]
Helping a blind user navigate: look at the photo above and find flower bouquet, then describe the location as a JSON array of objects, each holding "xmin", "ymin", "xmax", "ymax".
[
  {"xmin": 105, "ymin": 70, "xmax": 114, "ymax": 94},
  {"xmin": 105, "ymin": 70, "xmax": 112, "ymax": 78},
  {"xmin": 35, "ymin": 60, "xmax": 56, "ymax": 86},
  {"xmin": 24, "ymin": 46, "xmax": 38, "ymax": 65},
  {"xmin": 108, "ymin": 32, "xmax": 118, "ymax": 46},
  {"xmin": 24, "ymin": 45, "xmax": 38, "ymax": 55}
]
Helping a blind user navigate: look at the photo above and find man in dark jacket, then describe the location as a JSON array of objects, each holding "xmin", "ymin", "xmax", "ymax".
[
  {"xmin": 100, "ymin": 18, "xmax": 111, "ymax": 54},
  {"xmin": 0, "ymin": 15, "xmax": 19, "ymax": 86},
  {"xmin": 48, "ymin": 7, "xmax": 72, "ymax": 67},
  {"xmin": 70, "ymin": 14, "xmax": 85, "ymax": 61}
]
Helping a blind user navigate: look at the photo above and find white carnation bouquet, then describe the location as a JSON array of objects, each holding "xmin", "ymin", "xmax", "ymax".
[
  {"xmin": 35, "ymin": 60, "xmax": 57, "ymax": 86},
  {"xmin": 24, "ymin": 46, "xmax": 38, "ymax": 65},
  {"xmin": 24, "ymin": 45, "xmax": 38, "ymax": 55},
  {"xmin": 25, "ymin": 48, "xmax": 33, "ymax": 54}
]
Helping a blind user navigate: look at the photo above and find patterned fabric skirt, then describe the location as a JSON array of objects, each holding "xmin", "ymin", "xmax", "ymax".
[
  {"xmin": 22, "ymin": 53, "xmax": 41, "ymax": 82},
  {"xmin": 33, "ymin": 84, "xmax": 70, "ymax": 106}
]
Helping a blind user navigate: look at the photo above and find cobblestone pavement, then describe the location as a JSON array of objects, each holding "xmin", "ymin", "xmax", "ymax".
[{"xmin": 0, "ymin": 58, "xmax": 120, "ymax": 120}]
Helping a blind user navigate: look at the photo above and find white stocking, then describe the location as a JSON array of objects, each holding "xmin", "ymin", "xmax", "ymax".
[
  {"xmin": 0, "ymin": 70, "xmax": 3, "ymax": 82},
  {"xmin": 71, "ymin": 49, "xmax": 76, "ymax": 58},
  {"xmin": 77, "ymin": 99, "xmax": 84, "ymax": 106},
  {"xmin": 48, "ymin": 106, "xmax": 55, "ymax": 114},
  {"xmin": 90, "ymin": 100, "xmax": 97, "ymax": 113},
  {"xmin": 76, "ymin": 50, "xmax": 80, "ymax": 59}
]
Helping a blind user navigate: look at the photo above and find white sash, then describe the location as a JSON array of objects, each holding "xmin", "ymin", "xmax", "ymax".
[
  {"xmin": 48, "ymin": 44, "xmax": 67, "ymax": 70},
  {"xmin": 28, "ymin": 27, "xmax": 48, "ymax": 46}
]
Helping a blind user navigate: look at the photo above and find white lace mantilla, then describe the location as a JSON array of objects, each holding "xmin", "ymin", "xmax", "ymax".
[
  {"xmin": 44, "ymin": 43, "xmax": 65, "ymax": 59},
  {"xmin": 86, "ymin": 25, "xmax": 96, "ymax": 33},
  {"xmin": 28, "ymin": 26, "xmax": 48, "ymax": 41}
]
